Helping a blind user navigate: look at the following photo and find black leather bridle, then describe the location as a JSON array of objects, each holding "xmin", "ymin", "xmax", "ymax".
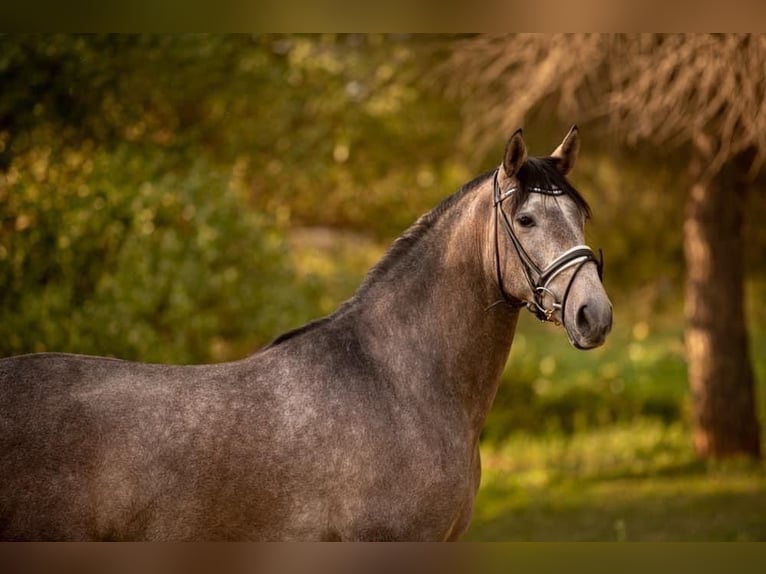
[{"xmin": 492, "ymin": 169, "xmax": 604, "ymax": 325}]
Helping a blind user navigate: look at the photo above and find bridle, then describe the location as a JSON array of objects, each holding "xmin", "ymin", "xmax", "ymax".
[{"xmin": 492, "ymin": 169, "xmax": 604, "ymax": 325}]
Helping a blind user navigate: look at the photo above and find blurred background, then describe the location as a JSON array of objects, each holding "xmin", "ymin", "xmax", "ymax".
[{"xmin": 0, "ymin": 34, "xmax": 764, "ymax": 540}]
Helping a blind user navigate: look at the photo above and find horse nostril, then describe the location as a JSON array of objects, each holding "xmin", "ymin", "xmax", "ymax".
[{"xmin": 576, "ymin": 304, "xmax": 591, "ymax": 333}]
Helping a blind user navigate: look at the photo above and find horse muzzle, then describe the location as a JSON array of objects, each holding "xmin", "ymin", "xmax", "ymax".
[{"xmin": 565, "ymin": 295, "xmax": 613, "ymax": 350}]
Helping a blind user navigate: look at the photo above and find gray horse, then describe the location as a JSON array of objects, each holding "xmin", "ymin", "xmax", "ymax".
[{"xmin": 0, "ymin": 127, "xmax": 612, "ymax": 540}]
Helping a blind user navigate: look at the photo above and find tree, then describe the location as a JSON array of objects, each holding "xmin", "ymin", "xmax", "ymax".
[{"xmin": 445, "ymin": 33, "xmax": 763, "ymax": 459}]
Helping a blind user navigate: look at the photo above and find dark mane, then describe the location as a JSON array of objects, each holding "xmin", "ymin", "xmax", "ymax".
[
  {"xmin": 351, "ymin": 169, "xmax": 494, "ymax": 300},
  {"xmin": 510, "ymin": 156, "xmax": 591, "ymax": 219},
  {"xmin": 263, "ymin": 170, "xmax": 494, "ymax": 349},
  {"xmin": 265, "ymin": 316, "xmax": 333, "ymax": 348},
  {"xmin": 264, "ymin": 160, "xmax": 590, "ymax": 350}
]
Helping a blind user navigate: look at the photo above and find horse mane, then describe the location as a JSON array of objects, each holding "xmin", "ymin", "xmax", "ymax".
[
  {"xmin": 263, "ymin": 171, "xmax": 494, "ymax": 349},
  {"xmin": 263, "ymin": 157, "xmax": 590, "ymax": 350},
  {"xmin": 350, "ymin": 169, "xmax": 495, "ymax": 300}
]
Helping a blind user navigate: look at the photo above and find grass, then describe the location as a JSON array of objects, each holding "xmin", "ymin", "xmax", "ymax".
[{"xmin": 466, "ymin": 420, "xmax": 766, "ymax": 541}]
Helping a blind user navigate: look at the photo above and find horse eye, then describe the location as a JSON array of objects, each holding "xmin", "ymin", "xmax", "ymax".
[{"xmin": 517, "ymin": 214, "xmax": 536, "ymax": 228}]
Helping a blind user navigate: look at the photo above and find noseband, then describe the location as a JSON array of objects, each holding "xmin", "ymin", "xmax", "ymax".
[{"xmin": 492, "ymin": 169, "xmax": 604, "ymax": 325}]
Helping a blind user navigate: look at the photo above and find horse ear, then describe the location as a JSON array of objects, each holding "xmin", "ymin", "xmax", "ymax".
[
  {"xmin": 552, "ymin": 125, "xmax": 580, "ymax": 175},
  {"xmin": 502, "ymin": 128, "xmax": 528, "ymax": 178}
]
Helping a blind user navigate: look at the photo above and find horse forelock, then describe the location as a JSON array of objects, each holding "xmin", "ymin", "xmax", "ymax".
[{"xmin": 509, "ymin": 157, "xmax": 591, "ymax": 219}]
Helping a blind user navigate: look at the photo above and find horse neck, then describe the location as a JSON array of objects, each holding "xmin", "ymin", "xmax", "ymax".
[{"xmin": 351, "ymin": 184, "xmax": 519, "ymax": 436}]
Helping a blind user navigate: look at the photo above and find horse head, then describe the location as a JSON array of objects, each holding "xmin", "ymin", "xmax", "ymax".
[{"xmin": 494, "ymin": 126, "xmax": 613, "ymax": 349}]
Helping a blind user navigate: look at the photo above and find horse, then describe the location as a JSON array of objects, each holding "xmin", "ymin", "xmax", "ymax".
[{"xmin": 0, "ymin": 126, "xmax": 612, "ymax": 540}]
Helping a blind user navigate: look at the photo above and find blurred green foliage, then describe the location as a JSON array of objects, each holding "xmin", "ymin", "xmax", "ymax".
[
  {"xmin": 484, "ymin": 317, "xmax": 689, "ymax": 441},
  {"xmin": 0, "ymin": 143, "xmax": 313, "ymax": 362},
  {"xmin": 0, "ymin": 34, "xmax": 461, "ymax": 362}
]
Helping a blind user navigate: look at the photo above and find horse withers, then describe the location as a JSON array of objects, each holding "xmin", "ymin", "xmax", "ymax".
[{"xmin": 0, "ymin": 127, "xmax": 612, "ymax": 540}]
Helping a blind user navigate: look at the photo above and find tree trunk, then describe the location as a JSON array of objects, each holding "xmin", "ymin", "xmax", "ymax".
[{"xmin": 684, "ymin": 150, "xmax": 761, "ymax": 459}]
